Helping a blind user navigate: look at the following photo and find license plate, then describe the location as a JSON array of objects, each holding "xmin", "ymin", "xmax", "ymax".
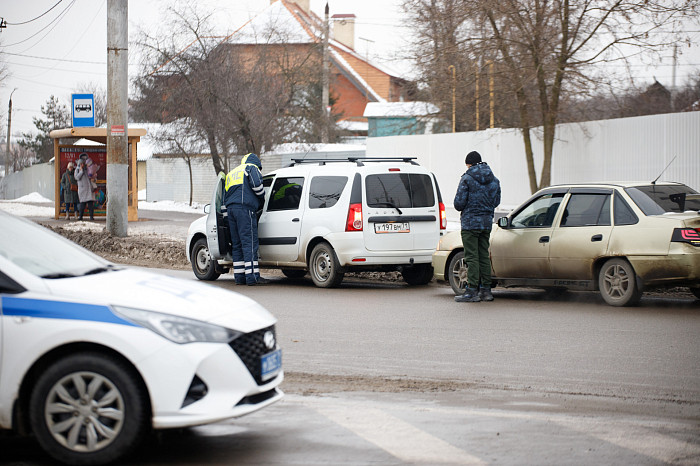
[
  {"xmin": 260, "ymin": 349, "xmax": 282, "ymax": 381},
  {"xmin": 374, "ymin": 222, "xmax": 410, "ymax": 233}
]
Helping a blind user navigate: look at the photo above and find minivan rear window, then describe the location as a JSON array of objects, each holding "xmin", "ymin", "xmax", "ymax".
[
  {"xmin": 309, "ymin": 176, "xmax": 347, "ymax": 209},
  {"xmin": 365, "ymin": 173, "xmax": 435, "ymax": 208}
]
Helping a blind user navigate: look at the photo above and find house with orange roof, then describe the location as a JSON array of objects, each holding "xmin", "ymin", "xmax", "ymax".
[{"xmin": 219, "ymin": 0, "xmax": 412, "ymax": 137}]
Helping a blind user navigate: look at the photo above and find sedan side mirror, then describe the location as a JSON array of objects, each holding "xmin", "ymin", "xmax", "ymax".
[{"xmin": 497, "ymin": 216, "xmax": 510, "ymax": 228}]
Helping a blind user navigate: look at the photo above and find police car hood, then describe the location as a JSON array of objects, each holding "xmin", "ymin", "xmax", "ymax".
[{"xmin": 44, "ymin": 267, "xmax": 276, "ymax": 333}]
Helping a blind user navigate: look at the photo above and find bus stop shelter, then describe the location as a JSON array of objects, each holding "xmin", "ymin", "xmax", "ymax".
[{"xmin": 50, "ymin": 127, "xmax": 147, "ymax": 221}]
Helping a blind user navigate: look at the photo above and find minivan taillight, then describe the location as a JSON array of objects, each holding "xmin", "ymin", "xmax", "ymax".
[
  {"xmin": 346, "ymin": 203, "xmax": 363, "ymax": 231},
  {"xmin": 439, "ymin": 202, "xmax": 447, "ymax": 230}
]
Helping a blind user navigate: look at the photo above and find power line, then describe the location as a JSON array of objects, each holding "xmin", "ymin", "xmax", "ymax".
[
  {"xmin": 6, "ymin": 60, "xmax": 106, "ymax": 76},
  {"xmin": 6, "ymin": 0, "xmax": 64, "ymax": 25},
  {"xmin": 0, "ymin": 51, "xmax": 105, "ymax": 65},
  {"xmin": 1, "ymin": 0, "xmax": 76, "ymax": 49}
]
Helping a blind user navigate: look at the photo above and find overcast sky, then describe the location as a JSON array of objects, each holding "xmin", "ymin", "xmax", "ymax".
[{"xmin": 1, "ymin": 0, "xmax": 698, "ymax": 138}]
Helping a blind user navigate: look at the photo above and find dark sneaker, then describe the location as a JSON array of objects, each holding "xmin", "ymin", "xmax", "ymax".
[
  {"xmin": 479, "ymin": 288, "xmax": 494, "ymax": 302},
  {"xmin": 455, "ymin": 288, "xmax": 481, "ymax": 303}
]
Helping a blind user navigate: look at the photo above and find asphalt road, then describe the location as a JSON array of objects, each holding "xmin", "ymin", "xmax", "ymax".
[
  {"xmin": 210, "ymin": 274, "xmax": 700, "ymax": 406},
  {"xmin": 4, "ymin": 208, "xmax": 700, "ymax": 464},
  {"xmin": 5, "ymin": 274, "xmax": 698, "ymax": 465}
]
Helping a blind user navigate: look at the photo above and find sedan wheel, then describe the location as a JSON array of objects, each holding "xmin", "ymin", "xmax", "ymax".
[
  {"xmin": 29, "ymin": 353, "xmax": 148, "ymax": 465},
  {"xmin": 447, "ymin": 251, "xmax": 468, "ymax": 295},
  {"xmin": 598, "ymin": 258, "xmax": 641, "ymax": 306},
  {"xmin": 191, "ymin": 238, "xmax": 220, "ymax": 281}
]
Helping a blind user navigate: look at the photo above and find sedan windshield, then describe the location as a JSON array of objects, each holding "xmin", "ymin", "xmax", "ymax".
[
  {"xmin": 625, "ymin": 184, "xmax": 700, "ymax": 215},
  {"xmin": 0, "ymin": 212, "xmax": 110, "ymax": 278}
]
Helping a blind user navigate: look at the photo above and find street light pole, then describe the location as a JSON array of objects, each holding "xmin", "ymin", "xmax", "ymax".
[
  {"xmin": 5, "ymin": 88, "xmax": 17, "ymax": 175},
  {"xmin": 448, "ymin": 65, "xmax": 456, "ymax": 133}
]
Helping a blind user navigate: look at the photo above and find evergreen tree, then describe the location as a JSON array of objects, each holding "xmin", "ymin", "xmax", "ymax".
[{"xmin": 18, "ymin": 95, "xmax": 71, "ymax": 164}]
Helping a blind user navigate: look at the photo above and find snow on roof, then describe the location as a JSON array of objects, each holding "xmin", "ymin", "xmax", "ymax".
[
  {"xmin": 225, "ymin": 0, "xmax": 314, "ymax": 45},
  {"xmin": 337, "ymin": 120, "xmax": 368, "ymax": 132},
  {"xmin": 220, "ymin": 0, "xmax": 401, "ymax": 101},
  {"xmin": 330, "ymin": 49, "xmax": 384, "ymax": 102},
  {"xmin": 363, "ymin": 102, "xmax": 441, "ymax": 118},
  {"xmin": 74, "ymin": 138, "xmax": 104, "ymax": 146}
]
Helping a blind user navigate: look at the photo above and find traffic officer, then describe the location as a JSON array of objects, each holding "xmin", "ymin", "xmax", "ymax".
[{"xmin": 224, "ymin": 153, "xmax": 267, "ymax": 285}]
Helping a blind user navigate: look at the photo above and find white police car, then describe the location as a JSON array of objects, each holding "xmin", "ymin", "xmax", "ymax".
[{"xmin": 0, "ymin": 211, "xmax": 283, "ymax": 464}]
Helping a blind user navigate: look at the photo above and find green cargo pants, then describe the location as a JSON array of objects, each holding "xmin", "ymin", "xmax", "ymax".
[{"xmin": 461, "ymin": 229, "xmax": 492, "ymax": 289}]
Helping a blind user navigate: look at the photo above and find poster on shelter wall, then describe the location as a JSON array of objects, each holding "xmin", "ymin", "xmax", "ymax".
[{"xmin": 59, "ymin": 147, "xmax": 108, "ymax": 216}]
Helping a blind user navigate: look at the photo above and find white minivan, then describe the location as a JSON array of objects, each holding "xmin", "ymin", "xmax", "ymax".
[{"xmin": 187, "ymin": 157, "xmax": 447, "ymax": 287}]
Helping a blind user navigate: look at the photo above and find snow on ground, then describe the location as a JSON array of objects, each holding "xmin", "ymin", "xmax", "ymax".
[{"xmin": 0, "ymin": 192, "xmax": 203, "ymax": 218}]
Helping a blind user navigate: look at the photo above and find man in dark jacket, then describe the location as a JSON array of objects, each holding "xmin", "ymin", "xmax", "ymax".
[
  {"xmin": 224, "ymin": 153, "xmax": 266, "ymax": 285},
  {"xmin": 453, "ymin": 151, "xmax": 501, "ymax": 302}
]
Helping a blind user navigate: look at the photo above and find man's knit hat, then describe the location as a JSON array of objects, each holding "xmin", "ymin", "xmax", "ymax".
[{"xmin": 465, "ymin": 151, "xmax": 482, "ymax": 165}]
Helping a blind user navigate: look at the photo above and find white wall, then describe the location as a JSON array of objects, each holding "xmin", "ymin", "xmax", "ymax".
[
  {"xmin": 0, "ymin": 163, "xmax": 55, "ymax": 200},
  {"xmin": 366, "ymin": 112, "xmax": 700, "ymax": 213}
]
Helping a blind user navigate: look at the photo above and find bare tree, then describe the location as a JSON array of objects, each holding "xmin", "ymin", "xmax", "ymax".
[
  {"xmin": 132, "ymin": 4, "xmax": 332, "ymax": 175},
  {"xmin": 403, "ymin": 0, "xmax": 700, "ymax": 192},
  {"xmin": 150, "ymin": 119, "xmax": 206, "ymax": 206}
]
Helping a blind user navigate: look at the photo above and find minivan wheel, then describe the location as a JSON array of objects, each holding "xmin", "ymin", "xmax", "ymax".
[
  {"xmin": 447, "ymin": 251, "xmax": 468, "ymax": 295},
  {"xmin": 598, "ymin": 258, "xmax": 642, "ymax": 306},
  {"xmin": 191, "ymin": 238, "xmax": 220, "ymax": 281},
  {"xmin": 29, "ymin": 353, "xmax": 148, "ymax": 465},
  {"xmin": 309, "ymin": 242, "xmax": 344, "ymax": 288},
  {"xmin": 401, "ymin": 263, "xmax": 434, "ymax": 286},
  {"xmin": 281, "ymin": 269, "xmax": 306, "ymax": 279}
]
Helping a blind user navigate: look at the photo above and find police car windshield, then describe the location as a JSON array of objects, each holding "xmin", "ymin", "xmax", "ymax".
[{"xmin": 0, "ymin": 212, "xmax": 110, "ymax": 278}]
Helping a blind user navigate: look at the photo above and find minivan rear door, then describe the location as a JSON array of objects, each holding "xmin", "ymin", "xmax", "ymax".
[
  {"xmin": 258, "ymin": 176, "xmax": 305, "ymax": 262},
  {"xmin": 363, "ymin": 172, "xmax": 439, "ymax": 251}
]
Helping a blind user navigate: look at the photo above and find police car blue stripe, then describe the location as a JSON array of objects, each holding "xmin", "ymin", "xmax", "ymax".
[{"xmin": 1, "ymin": 297, "xmax": 137, "ymax": 327}]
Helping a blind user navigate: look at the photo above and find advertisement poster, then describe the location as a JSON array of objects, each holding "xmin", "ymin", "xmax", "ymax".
[{"xmin": 59, "ymin": 147, "xmax": 107, "ymax": 216}]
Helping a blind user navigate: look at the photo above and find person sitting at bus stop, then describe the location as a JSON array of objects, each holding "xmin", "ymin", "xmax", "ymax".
[{"xmin": 224, "ymin": 153, "xmax": 267, "ymax": 285}]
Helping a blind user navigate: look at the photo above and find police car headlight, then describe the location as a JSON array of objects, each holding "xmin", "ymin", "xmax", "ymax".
[{"xmin": 113, "ymin": 306, "xmax": 241, "ymax": 344}]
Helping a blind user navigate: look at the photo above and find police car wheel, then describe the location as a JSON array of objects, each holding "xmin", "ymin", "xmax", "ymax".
[
  {"xmin": 309, "ymin": 242, "xmax": 344, "ymax": 288},
  {"xmin": 192, "ymin": 238, "xmax": 221, "ymax": 281},
  {"xmin": 29, "ymin": 352, "xmax": 149, "ymax": 465}
]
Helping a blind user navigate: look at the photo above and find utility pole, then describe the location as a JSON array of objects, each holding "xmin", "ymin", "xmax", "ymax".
[
  {"xmin": 321, "ymin": 2, "xmax": 330, "ymax": 143},
  {"xmin": 106, "ymin": 0, "xmax": 129, "ymax": 237},
  {"xmin": 5, "ymin": 89, "xmax": 16, "ymax": 176}
]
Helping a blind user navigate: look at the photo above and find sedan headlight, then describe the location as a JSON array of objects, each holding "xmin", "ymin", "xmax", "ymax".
[{"xmin": 112, "ymin": 306, "xmax": 242, "ymax": 344}]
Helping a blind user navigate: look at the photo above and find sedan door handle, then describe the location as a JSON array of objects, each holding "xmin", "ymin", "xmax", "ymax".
[
  {"xmin": 539, "ymin": 236, "xmax": 550, "ymax": 243},
  {"xmin": 591, "ymin": 234, "xmax": 603, "ymax": 242},
  {"xmin": 292, "ymin": 218, "xmax": 300, "ymax": 222}
]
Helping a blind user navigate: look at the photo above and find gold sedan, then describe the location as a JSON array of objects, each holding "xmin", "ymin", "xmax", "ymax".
[{"xmin": 433, "ymin": 181, "xmax": 700, "ymax": 306}]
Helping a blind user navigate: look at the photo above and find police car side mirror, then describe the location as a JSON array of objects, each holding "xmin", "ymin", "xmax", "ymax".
[
  {"xmin": 204, "ymin": 204, "xmax": 211, "ymax": 214},
  {"xmin": 497, "ymin": 216, "xmax": 510, "ymax": 229}
]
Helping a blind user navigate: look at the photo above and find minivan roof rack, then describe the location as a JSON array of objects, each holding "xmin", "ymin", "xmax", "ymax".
[{"xmin": 289, "ymin": 156, "xmax": 418, "ymax": 167}]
